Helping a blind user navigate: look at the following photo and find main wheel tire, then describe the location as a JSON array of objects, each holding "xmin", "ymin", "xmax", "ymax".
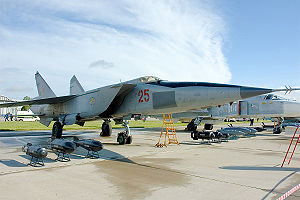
[
  {"xmin": 191, "ymin": 131, "xmax": 198, "ymax": 140},
  {"xmin": 117, "ymin": 132, "xmax": 126, "ymax": 145},
  {"xmin": 273, "ymin": 127, "xmax": 282, "ymax": 134},
  {"xmin": 52, "ymin": 121, "xmax": 63, "ymax": 139},
  {"xmin": 126, "ymin": 135, "xmax": 132, "ymax": 144},
  {"xmin": 204, "ymin": 124, "xmax": 213, "ymax": 130},
  {"xmin": 101, "ymin": 121, "xmax": 112, "ymax": 137},
  {"xmin": 187, "ymin": 120, "xmax": 197, "ymax": 131}
]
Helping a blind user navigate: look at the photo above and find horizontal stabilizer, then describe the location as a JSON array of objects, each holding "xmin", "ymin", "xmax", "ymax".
[
  {"xmin": 0, "ymin": 95, "xmax": 76, "ymax": 108},
  {"xmin": 70, "ymin": 75, "xmax": 85, "ymax": 95}
]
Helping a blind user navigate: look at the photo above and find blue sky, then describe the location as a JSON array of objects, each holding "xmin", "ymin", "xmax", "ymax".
[
  {"xmin": 0, "ymin": 0, "xmax": 299, "ymax": 100},
  {"xmin": 217, "ymin": 0, "xmax": 300, "ymax": 88}
]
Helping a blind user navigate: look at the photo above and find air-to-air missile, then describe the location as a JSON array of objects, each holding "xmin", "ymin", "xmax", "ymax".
[
  {"xmin": 0, "ymin": 72, "xmax": 299, "ymax": 145},
  {"xmin": 49, "ymin": 139, "xmax": 76, "ymax": 161},
  {"xmin": 74, "ymin": 139, "xmax": 103, "ymax": 158},
  {"xmin": 22, "ymin": 143, "xmax": 48, "ymax": 167},
  {"xmin": 191, "ymin": 130, "xmax": 230, "ymax": 142},
  {"xmin": 217, "ymin": 127, "xmax": 257, "ymax": 136},
  {"xmin": 191, "ymin": 131, "xmax": 215, "ymax": 141}
]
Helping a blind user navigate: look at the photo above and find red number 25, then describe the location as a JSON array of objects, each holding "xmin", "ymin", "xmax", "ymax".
[{"xmin": 138, "ymin": 89, "xmax": 150, "ymax": 102}]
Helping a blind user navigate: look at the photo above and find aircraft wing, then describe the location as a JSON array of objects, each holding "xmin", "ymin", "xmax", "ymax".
[{"xmin": 0, "ymin": 95, "xmax": 77, "ymax": 108}]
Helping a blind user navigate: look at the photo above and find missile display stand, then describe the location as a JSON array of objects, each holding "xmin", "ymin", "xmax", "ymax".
[
  {"xmin": 85, "ymin": 150, "xmax": 100, "ymax": 159},
  {"xmin": 28, "ymin": 156, "xmax": 45, "ymax": 167},
  {"xmin": 55, "ymin": 152, "xmax": 71, "ymax": 162},
  {"xmin": 156, "ymin": 114, "xmax": 180, "ymax": 147}
]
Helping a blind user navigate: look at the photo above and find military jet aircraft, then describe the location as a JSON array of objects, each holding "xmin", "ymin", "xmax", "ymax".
[
  {"xmin": 0, "ymin": 72, "xmax": 297, "ymax": 144},
  {"xmin": 178, "ymin": 94, "xmax": 300, "ymax": 131}
]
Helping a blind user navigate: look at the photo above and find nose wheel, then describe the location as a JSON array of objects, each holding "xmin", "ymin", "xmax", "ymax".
[
  {"xmin": 117, "ymin": 132, "xmax": 132, "ymax": 145},
  {"xmin": 117, "ymin": 121, "xmax": 132, "ymax": 145}
]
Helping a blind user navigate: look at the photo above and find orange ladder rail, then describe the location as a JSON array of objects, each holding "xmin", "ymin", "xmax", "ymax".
[{"xmin": 155, "ymin": 114, "xmax": 179, "ymax": 147}]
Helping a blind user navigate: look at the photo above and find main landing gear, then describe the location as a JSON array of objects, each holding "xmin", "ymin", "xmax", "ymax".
[
  {"xmin": 204, "ymin": 123, "xmax": 214, "ymax": 130},
  {"xmin": 100, "ymin": 120, "xmax": 132, "ymax": 145},
  {"xmin": 117, "ymin": 121, "xmax": 132, "ymax": 145},
  {"xmin": 101, "ymin": 120, "xmax": 112, "ymax": 137},
  {"xmin": 52, "ymin": 121, "xmax": 63, "ymax": 140}
]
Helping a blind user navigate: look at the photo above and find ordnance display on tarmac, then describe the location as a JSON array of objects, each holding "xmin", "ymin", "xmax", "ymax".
[
  {"xmin": 22, "ymin": 143, "xmax": 48, "ymax": 167},
  {"xmin": 0, "ymin": 72, "xmax": 298, "ymax": 145},
  {"xmin": 191, "ymin": 126, "xmax": 256, "ymax": 142},
  {"xmin": 218, "ymin": 127, "xmax": 257, "ymax": 135},
  {"xmin": 191, "ymin": 131, "xmax": 215, "ymax": 141},
  {"xmin": 49, "ymin": 139, "xmax": 76, "ymax": 161},
  {"xmin": 74, "ymin": 138, "xmax": 103, "ymax": 158}
]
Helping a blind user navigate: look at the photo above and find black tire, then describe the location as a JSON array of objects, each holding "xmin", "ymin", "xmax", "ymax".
[
  {"xmin": 52, "ymin": 121, "xmax": 63, "ymax": 139},
  {"xmin": 117, "ymin": 132, "xmax": 126, "ymax": 145},
  {"xmin": 126, "ymin": 135, "xmax": 132, "ymax": 144},
  {"xmin": 187, "ymin": 120, "xmax": 197, "ymax": 131},
  {"xmin": 204, "ymin": 124, "xmax": 213, "ymax": 130},
  {"xmin": 101, "ymin": 121, "xmax": 112, "ymax": 137},
  {"xmin": 273, "ymin": 127, "xmax": 282, "ymax": 134},
  {"xmin": 191, "ymin": 131, "xmax": 198, "ymax": 140}
]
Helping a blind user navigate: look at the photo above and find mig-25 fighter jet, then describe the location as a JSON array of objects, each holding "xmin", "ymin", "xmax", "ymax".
[{"xmin": 0, "ymin": 72, "xmax": 297, "ymax": 144}]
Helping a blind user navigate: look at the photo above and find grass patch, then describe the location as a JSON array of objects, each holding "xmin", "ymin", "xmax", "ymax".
[
  {"xmin": 0, "ymin": 120, "xmax": 188, "ymax": 131},
  {"xmin": 0, "ymin": 119, "xmax": 270, "ymax": 131}
]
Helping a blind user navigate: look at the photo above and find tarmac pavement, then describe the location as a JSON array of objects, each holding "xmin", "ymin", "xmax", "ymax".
[{"xmin": 0, "ymin": 124, "xmax": 300, "ymax": 200}]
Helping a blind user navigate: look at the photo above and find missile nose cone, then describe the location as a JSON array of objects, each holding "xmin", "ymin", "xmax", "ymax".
[
  {"xmin": 240, "ymin": 87, "xmax": 272, "ymax": 99},
  {"xmin": 40, "ymin": 148, "xmax": 48, "ymax": 157}
]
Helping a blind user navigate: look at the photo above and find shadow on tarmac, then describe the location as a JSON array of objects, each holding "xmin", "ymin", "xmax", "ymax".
[
  {"xmin": 19, "ymin": 154, "xmax": 57, "ymax": 164},
  {"xmin": 0, "ymin": 159, "xmax": 27, "ymax": 167}
]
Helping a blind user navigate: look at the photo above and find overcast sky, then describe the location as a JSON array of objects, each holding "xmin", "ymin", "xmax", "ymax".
[{"xmin": 0, "ymin": 0, "xmax": 299, "ymax": 101}]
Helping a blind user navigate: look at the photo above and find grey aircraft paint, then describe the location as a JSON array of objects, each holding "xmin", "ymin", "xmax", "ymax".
[
  {"xmin": 0, "ymin": 72, "xmax": 298, "ymax": 143},
  {"xmin": 171, "ymin": 94, "xmax": 300, "ymax": 124}
]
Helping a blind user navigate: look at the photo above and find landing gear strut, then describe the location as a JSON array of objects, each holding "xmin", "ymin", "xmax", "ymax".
[
  {"xmin": 117, "ymin": 121, "xmax": 132, "ymax": 145},
  {"xmin": 101, "ymin": 120, "xmax": 112, "ymax": 137},
  {"xmin": 52, "ymin": 121, "xmax": 63, "ymax": 139},
  {"xmin": 186, "ymin": 117, "xmax": 202, "ymax": 131}
]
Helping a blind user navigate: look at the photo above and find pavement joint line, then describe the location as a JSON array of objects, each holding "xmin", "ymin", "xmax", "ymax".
[{"xmin": 198, "ymin": 145, "xmax": 288, "ymax": 154}]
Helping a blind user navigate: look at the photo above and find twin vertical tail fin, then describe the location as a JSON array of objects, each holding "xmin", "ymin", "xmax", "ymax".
[
  {"xmin": 35, "ymin": 71, "xmax": 56, "ymax": 99},
  {"xmin": 70, "ymin": 75, "xmax": 85, "ymax": 95},
  {"xmin": 35, "ymin": 72, "xmax": 85, "ymax": 99}
]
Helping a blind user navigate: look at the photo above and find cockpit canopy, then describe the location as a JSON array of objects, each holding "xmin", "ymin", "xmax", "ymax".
[
  {"xmin": 138, "ymin": 76, "xmax": 161, "ymax": 83},
  {"xmin": 264, "ymin": 94, "xmax": 288, "ymax": 101},
  {"xmin": 125, "ymin": 76, "xmax": 161, "ymax": 84}
]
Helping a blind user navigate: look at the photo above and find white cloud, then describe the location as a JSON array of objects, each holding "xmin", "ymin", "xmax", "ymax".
[
  {"xmin": 0, "ymin": 0, "xmax": 231, "ymax": 99},
  {"xmin": 89, "ymin": 60, "xmax": 115, "ymax": 69}
]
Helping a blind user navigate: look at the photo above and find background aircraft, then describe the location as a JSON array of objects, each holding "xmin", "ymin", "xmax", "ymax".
[
  {"xmin": 178, "ymin": 94, "xmax": 300, "ymax": 132},
  {"xmin": 0, "ymin": 72, "xmax": 297, "ymax": 144}
]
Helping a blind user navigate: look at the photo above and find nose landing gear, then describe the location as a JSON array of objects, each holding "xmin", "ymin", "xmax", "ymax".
[{"xmin": 117, "ymin": 121, "xmax": 132, "ymax": 145}]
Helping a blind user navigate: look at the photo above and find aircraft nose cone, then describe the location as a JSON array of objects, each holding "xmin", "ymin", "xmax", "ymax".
[{"xmin": 240, "ymin": 86, "xmax": 272, "ymax": 99}]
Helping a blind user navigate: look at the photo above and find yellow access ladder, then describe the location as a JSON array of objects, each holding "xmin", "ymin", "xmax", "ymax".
[{"xmin": 155, "ymin": 114, "xmax": 180, "ymax": 147}]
